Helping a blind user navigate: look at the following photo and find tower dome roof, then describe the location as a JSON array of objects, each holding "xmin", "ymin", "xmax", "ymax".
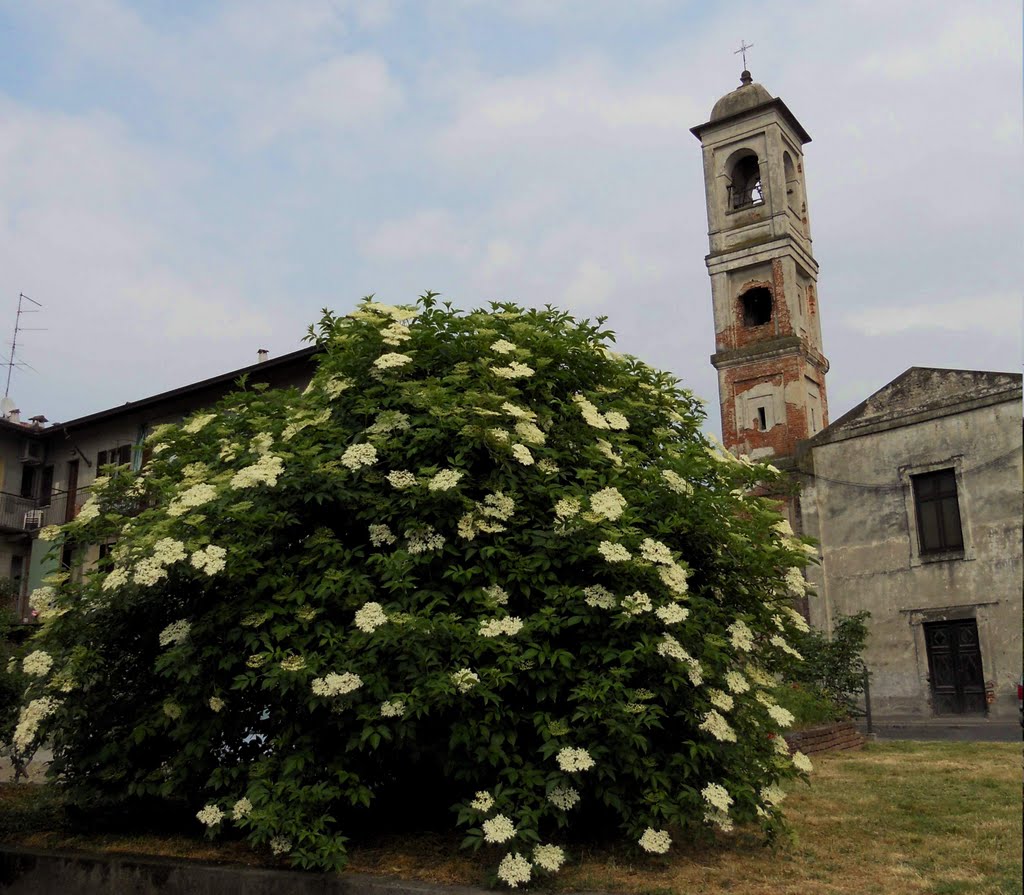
[{"xmin": 710, "ymin": 71, "xmax": 773, "ymax": 122}]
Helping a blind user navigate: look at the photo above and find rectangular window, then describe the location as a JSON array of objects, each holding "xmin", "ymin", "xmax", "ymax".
[{"xmin": 912, "ymin": 469, "xmax": 964, "ymax": 554}]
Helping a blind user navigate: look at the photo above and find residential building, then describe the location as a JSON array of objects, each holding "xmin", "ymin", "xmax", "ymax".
[{"xmin": 0, "ymin": 346, "xmax": 317, "ymax": 621}]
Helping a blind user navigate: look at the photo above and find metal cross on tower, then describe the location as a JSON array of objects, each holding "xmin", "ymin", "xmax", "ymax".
[{"xmin": 733, "ymin": 40, "xmax": 754, "ymax": 70}]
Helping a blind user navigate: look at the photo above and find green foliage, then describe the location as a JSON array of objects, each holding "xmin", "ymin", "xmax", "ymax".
[
  {"xmin": 789, "ymin": 612, "xmax": 870, "ymax": 718},
  {"xmin": 1, "ymin": 595, "xmax": 34, "ymax": 781},
  {"xmin": 15, "ymin": 296, "xmax": 818, "ymax": 885},
  {"xmin": 771, "ymin": 683, "xmax": 844, "ymax": 729}
]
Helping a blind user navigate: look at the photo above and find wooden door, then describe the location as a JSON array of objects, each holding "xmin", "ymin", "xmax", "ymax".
[{"xmin": 924, "ymin": 619, "xmax": 986, "ymax": 715}]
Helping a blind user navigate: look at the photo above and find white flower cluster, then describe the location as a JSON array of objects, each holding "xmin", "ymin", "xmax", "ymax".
[
  {"xmin": 770, "ymin": 634, "xmax": 803, "ymax": 660},
  {"xmin": 785, "ymin": 567, "xmax": 807, "ymax": 597},
  {"xmin": 725, "ymin": 670, "xmax": 750, "ymax": 694},
  {"xmin": 369, "ymin": 524, "xmax": 397, "ymax": 547},
  {"xmin": 190, "ymin": 544, "xmax": 227, "ymax": 576},
  {"xmin": 21, "ymin": 650, "xmax": 53, "ymax": 677},
  {"xmin": 510, "ymin": 443, "xmax": 534, "ymax": 465},
  {"xmin": 622, "ymin": 591, "xmax": 652, "ymax": 615},
  {"xmin": 604, "ymin": 411, "xmax": 629, "ymax": 430},
  {"xmin": 590, "ymin": 487, "xmax": 627, "ymax": 521},
  {"xmin": 548, "ymin": 784, "xmax": 580, "ymax": 810},
  {"xmin": 658, "ymin": 563, "xmax": 690, "ymax": 596},
  {"xmin": 133, "ymin": 537, "xmax": 188, "ymax": 587},
  {"xmin": 323, "ymin": 375, "xmax": 352, "ymax": 398},
  {"xmin": 311, "ymin": 671, "xmax": 363, "ymax": 697},
  {"xmin": 196, "ymin": 804, "xmax": 224, "ymax": 827},
  {"xmin": 386, "ymin": 470, "xmax": 418, "ymax": 489},
  {"xmin": 660, "ymin": 469, "xmax": 693, "ymax": 495},
  {"xmin": 767, "ymin": 703, "xmax": 795, "ymax": 728},
  {"xmin": 639, "ymin": 538, "xmax": 673, "ymax": 565},
  {"xmin": 483, "ymin": 584, "xmax": 509, "ymax": 605},
  {"xmin": 760, "ymin": 784, "xmax": 787, "ymax": 808},
  {"xmin": 488, "ymin": 428, "xmax": 510, "ymax": 442},
  {"xmin": 270, "ymin": 836, "xmax": 292, "ymax": 855},
  {"xmin": 479, "ymin": 616, "xmax": 524, "ymax": 637},
  {"xmin": 158, "ymin": 619, "xmax": 191, "ymax": 648},
  {"xmin": 791, "ymin": 750, "xmax": 813, "ymax": 773},
  {"xmin": 595, "ymin": 439, "xmax": 623, "ymax": 466},
  {"xmin": 13, "ymin": 697, "xmax": 59, "ymax": 751},
  {"xmin": 428, "ymin": 469, "xmax": 464, "ymax": 491},
  {"xmin": 701, "ymin": 782, "xmax": 734, "ymax": 813},
  {"xmin": 533, "ymin": 844, "xmax": 565, "ymax": 872},
  {"xmin": 583, "ymin": 584, "xmax": 617, "ymax": 609},
  {"xmin": 406, "ymin": 525, "xmax": 445, "ymax": 554},
  {"xmin": 537, "ymin": 458, "xmax": 559, "ymax": 474},
  {"xmin": 638, "ymin": 828, "xmax": 672, "ymax": 854},
  {"xmin": 373, "ymin": 352, "xmax": 413, "ymax": 369},
  {"xmin": 491, "ymin": 362, "xmax": 535, "ymax": 379},
  {"xmin": 169, "ymin": 482, "xmax": 218, "ymax": 516},
  {"xmin": 699, "ymin": 710, "xmax": 737, "ymax": 743},
  {"xmin": 380, "ymin": 699, "xmax": 406, "ymax": 718},
  {"xmin": 280, "ymin": 655, "xmax": 306, "ymax": 672},
  {"xmin": 786, "ymin": 606, "xmax": 811, "ymax": 633},
  {"xmin": 501, "ymin": 401, "xmax": 534, "ymax": 419},
  {"xmin": 209, "ymin": 696, "xmax": 225, "ymax": 712},
  {"xmin": 481, "ymin": 492, "xmax": 515, "ymax": 520},
  {"xmin": 708, "ymin": 689, "xmax": 734, "ymax": 712},
  {"xmin": 37, "ymin": 525, "xmax": 62, "ymax": 542},
  {"xmin": 341, "ymin": 443, "xmax": 378, "ymax": 470},
  {"xmin": 183, "ymin": 413, "xmax": 216, "ymax": 434},
  {"xmin": 556, "ymin": 747, "xmax": 595, "ymax": 773},
  {"xmin": 471, "ymin": 791, "xmax": 494, "ymax": 812},
  {"xmin": 655, "ymin": 603, "xmax": 689, "ymax": 625},
  {"xmin": 490, "ymin": 339, "xmax": 517, "ymax": 354},
  {"xmin": 728, "ymin": 620, "xmax": 754, "ymax": 652},
  {"xmin": 76, "ymin": 498, "xmax": 101, "ymax": 524},
  {"xmin": 250, "ymin": 433, "xmax": 274, "ymax": 456},
  {"xmin": 366, "ymin": 411, "xmax": 411, "ymax": 436},
  {"xmin": 451, "ymin": 668, "xmax": 480, "ymax": 693},
  {"xmin": 597, "ymin": 541, "xmax": 631, "ymax": 563},
  {"xmin": 102, "ymin": 567, "xmax": 129, "ymax": 592},
  {"xmin": 230, "ymin": 454, "xmax": 285, "ymax": 489},
  {"xmin": 513, "ymin": 420, "xmax": 545, "ymax": 445},
  {"xmin": 354, "ymin": 602, "xmax": 388, "ymax": 634},
  {"xmin": 163, "ymin": 701, "xmax": 182, "ymax": 720},
  {"xmin": 497, "ymin": 852, "xmax": 532, "ymax": 888},
  {"xmin": 483, "ymin": 814, "xmax": 517, "ymax": 843},
  {"xmin": 572, "ymin": 395, "xmax": 608, "ymax": 429},
  {"xmin": 381, "ymin": 322, "xmax": 411, "ymax": 345},
  {"xmin": 705, "ymin": 808, "xmax": 734, "ymax": 832},
  {"xmin": 232, "ymin": 798, "xmax": 253, "ymax": 820},
  {"xmin": 554, "ymin": 497, "xmax": 581, "ymax": 521}
]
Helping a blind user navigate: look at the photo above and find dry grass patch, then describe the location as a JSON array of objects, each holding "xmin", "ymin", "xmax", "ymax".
[{"xmin": 2, "ymin": 741, "xmax": 1021, "ymax": 894}]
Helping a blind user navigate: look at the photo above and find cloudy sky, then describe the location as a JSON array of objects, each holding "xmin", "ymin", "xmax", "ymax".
[{"xmin": 0, "ymin": 0, "xmax": 1019, "ymax": 435}]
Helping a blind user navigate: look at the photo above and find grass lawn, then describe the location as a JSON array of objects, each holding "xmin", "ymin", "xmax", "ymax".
[{"xmin": 2, "ymin": 741, "xmax": 1021, "ymax": 894}]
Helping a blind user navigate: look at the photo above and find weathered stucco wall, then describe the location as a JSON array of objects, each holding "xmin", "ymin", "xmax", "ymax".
[{"xmin": 802, "ymin": 378, "xmax": 1022, "ymax": 721}]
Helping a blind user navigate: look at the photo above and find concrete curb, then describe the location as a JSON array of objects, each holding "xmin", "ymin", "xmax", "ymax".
[{"xmin": 0, "ymin": 845, "xmax": 507, "ymax": 895}]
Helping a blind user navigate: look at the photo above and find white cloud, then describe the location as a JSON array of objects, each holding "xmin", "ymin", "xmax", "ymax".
[{"xmin": 842, "ymin": 294, "xmax": 1020, "ymax": 339}]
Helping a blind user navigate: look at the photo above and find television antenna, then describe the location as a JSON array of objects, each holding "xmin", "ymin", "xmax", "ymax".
[{"xmin": 4, "ymin": 293, "xmax": 45, "ymax": 401}]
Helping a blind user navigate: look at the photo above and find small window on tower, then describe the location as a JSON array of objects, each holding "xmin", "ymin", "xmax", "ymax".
[
  {"xmin": 756, "ymin": 407, "xmax": 768, "ymax": 431},
  {"xmin": 740, "ymin": 287, "xmax": 773, "ymax": 326}
]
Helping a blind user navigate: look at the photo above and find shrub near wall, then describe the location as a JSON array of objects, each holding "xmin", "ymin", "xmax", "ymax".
[{"xmin": 11, "ymin": 296, "xmax": 818, "ymax": 888}]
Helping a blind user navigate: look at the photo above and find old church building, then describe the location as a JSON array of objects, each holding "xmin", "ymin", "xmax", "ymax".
[{"xmin": 691, "ymin": 72, "xmax": 1023, "ymax": 723}]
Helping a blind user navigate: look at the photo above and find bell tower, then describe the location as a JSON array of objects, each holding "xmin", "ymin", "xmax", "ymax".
[{"xmin": 691, "ymin": 70, "xmax": 829, "ymax": 464}]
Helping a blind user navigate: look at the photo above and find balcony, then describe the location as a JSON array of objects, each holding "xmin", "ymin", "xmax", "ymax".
[{"xmin": 0, "ymin": 488, "xmax": 94, "ymax": 535}]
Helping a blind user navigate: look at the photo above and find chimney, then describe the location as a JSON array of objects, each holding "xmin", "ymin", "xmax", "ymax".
[
  {"xmin": 257, "ymin": 348, "xmax": 269, "ymax": 363},
  {"xmin": 29, "ymin": 415, "xmax": 48, "ymax": 428},
  {"xmin": 8, "ymin": 409, "xmax": 20, "ymax": 424}
]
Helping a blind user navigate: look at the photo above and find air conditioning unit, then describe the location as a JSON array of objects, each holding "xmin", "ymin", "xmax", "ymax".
[
  {"xmin": 24, "ymin": 510, "xmax": 44, "ymax": 530},
  {"xmin": 19, "ymin": 440, "xmax": 44, "ymax": 465}
]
